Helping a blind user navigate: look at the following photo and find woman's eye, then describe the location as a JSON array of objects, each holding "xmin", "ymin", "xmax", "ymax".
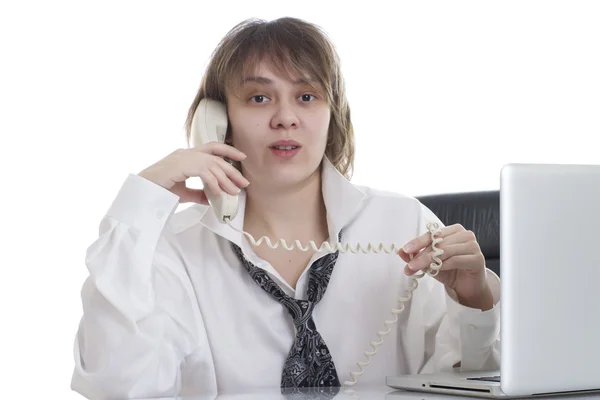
[
  {"xmin": 250, "ymin": 95, "xmax": 269, "ymax": 103},
  {"xmin": 300, "ymin": 94, "xmax": 315, "ymax": 102}
]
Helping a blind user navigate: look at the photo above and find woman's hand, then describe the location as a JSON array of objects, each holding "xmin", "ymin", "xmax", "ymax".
[
  {"xmin": 138, "ymin": 142, "xmax": 249, "ymax": 204},
  {"xmin": 398, "ymin": 223, "xmax": 494, "ymax": 310}
]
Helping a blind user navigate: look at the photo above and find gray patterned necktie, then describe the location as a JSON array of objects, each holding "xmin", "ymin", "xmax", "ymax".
[{"xmin": 231, "ymin": 237, "xmax": 342, "ymax": 388}]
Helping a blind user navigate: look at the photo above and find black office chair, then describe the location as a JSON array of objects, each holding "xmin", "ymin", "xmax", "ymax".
[{"xmin": 416, "ymin": 191, "xmax": 500, "ymax": 277}]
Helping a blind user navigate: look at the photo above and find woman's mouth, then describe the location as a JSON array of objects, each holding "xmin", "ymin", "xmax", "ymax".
[
  {"xmin": 272, "ymin": 145, "xmax": 298, "ymax": 150},
  {"xmin": 269, "ymin": 143, "xmax": 301, "ymax": 159}
]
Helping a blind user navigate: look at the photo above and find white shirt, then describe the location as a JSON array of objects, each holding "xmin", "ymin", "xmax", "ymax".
[{"xmin": 70, "ymin": 157, "xmax": 501, "ymax": 399}]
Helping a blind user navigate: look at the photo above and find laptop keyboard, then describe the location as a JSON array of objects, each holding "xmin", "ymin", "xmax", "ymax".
[{"xmin": 466, "ymin": 375, "xmax": 501, "ymax": 383}]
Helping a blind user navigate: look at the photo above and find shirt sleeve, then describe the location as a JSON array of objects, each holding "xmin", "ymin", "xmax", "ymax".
[
  {"xmin": 415, "ymin": 202, "xmax": 501, "ymax": 374},
  {"xmin": 70, "ymin": 174, "xmax": 217, "ymax": 399}
]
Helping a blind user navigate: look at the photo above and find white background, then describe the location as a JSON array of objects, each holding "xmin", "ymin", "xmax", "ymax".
[{"xmin": 1, "ymin": 0, "xmax": 598, "ymax": 398}]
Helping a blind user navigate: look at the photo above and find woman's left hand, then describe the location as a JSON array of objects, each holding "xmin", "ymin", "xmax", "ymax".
[{"xmin": 398, "ymin": 223, "xmax": 494, "ymax": 310}]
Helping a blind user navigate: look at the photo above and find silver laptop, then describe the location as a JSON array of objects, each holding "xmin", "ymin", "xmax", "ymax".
[{"xmin": 386, "ymin": 163, "xmax": 600, "ymax": 398}]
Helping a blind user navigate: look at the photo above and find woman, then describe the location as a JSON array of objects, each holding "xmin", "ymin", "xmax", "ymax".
[{"xmin": 71, "ymin": 17, "xmax": 500, "ymax": 399}]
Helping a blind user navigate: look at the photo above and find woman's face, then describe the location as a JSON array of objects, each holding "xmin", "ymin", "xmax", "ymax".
[{"xmin": 226, "ymin": 61, "xmax": 331, "ymax": 191}]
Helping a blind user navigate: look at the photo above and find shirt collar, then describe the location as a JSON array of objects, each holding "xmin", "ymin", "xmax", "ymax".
[{"xmin": 195, "ymin": 155, "xmax": 368, "ymax": 248}]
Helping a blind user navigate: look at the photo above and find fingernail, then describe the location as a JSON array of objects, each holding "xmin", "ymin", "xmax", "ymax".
[
  {"xmin": 403, "ymin": 242, "xmax": 414, "ymax": 253},
  {"xmin": 407, "ymin": 262, "xmax": 418, "ymax": 271}
]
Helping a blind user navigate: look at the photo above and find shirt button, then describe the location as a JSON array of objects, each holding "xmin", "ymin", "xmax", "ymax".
[{"xmin": 156, "ymin": 210, "xmax": 165, "ymax": 219}]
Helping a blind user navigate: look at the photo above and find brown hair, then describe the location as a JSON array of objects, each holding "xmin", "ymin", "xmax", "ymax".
[{"xmin": 183, "ymin": 17, "xmax": 355, "ymax": 179}]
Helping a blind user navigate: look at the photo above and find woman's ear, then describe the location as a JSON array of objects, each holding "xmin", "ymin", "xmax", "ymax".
[{"xmin": 225, "ymin": 125, "xmax": 233, "ymax": 145}]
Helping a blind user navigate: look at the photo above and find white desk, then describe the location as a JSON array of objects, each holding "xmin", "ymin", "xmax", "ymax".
[{"xmin": 123, "ymin": 385, "xmax": 600, "ymax": 400}]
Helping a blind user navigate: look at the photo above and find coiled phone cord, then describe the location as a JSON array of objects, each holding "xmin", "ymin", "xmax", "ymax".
[{"xmin": 226, "ymin": 219, "xmax": 444, "ymax": 387}]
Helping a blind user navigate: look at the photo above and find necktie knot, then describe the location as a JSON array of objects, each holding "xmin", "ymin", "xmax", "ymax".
[{"xmin": 278, "ymin": 298, "xmax": 316, "ymax": 327}]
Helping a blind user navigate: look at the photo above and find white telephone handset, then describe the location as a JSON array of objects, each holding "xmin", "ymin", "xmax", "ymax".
[
  {"xmin": 189, "ymin": 98, "xmax": 240, "ymax": 223},
  {"xmin": 189, "ymin": 97, "xmax": 444, "ymax": 388}
]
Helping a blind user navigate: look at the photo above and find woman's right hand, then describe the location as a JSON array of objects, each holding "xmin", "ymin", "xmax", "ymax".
[{"xmin": 138, "ymin": 142, "xmax": 250, "ymax": 204}]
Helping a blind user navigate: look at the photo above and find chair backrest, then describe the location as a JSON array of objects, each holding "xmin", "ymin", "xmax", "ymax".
[{"xmin": 416, "ymin": 191, "xmax": 500, "ymax": 277}]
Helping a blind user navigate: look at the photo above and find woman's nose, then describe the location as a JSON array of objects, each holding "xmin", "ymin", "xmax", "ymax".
[{"xmin": 271, "ymin": 101, "xmax": 299, "ymax": 129}]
